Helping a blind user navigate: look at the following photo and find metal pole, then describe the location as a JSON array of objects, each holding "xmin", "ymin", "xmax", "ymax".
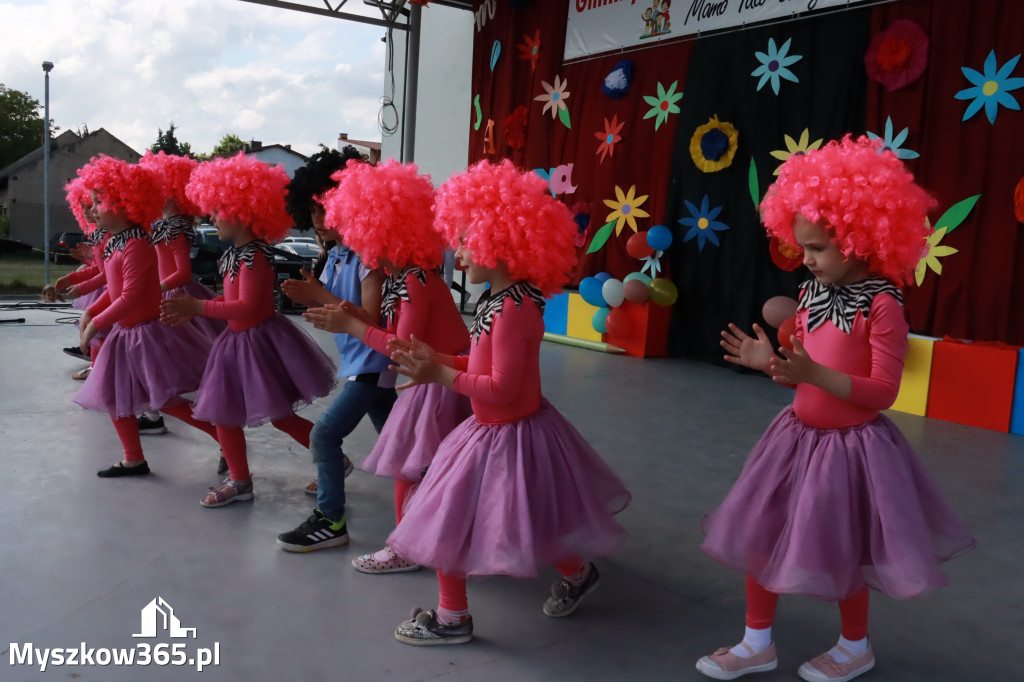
[
  {"xmin": 42, "ymin": 61, "xmax": 53, "ymax": 284},
  {"xmin": 402, "ymin": 2, "xmax": 421, "ymax": 163}
]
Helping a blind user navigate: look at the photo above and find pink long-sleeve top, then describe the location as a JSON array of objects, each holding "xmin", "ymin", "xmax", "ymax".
[
  {"xmin": 201, "ymin": 241, "xmax": 276, "ymax": 331},
  {"xmin": 363, "ymin": 267, "xmax": 470, "ymax": 357},
  {"xmin": 66, "ymin": 230, "xmax": 111, "ymax": 295},
  {"xmin": 85, "ymin": 229, "xmax": 161, "ymax": 331},
  {"xmin": 793, "ymin": 285, "xmax": 908, "ymax": 430},
  {"xmin": 151, "ymin": 216, "xmax": 197, "ymax": 291}
]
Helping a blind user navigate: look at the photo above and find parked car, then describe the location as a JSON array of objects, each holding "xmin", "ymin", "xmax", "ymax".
[
  {"xmin": 189, "ymin": 225, "xmax": 228, "ymax": 289},
  {"xmin": 282, "ymin": 236, "xmax": 317, "ymax": 245},
  {"xmin": 49, "ymin": 231, "xmax": 87, "ymax": 264},
  {"xmin": 276, "ymin": 241, "xmax": 320, "ymax": 259},
  {"xmin": 270, "ymin": 245, "xmax": 316, "ymax": 313}
]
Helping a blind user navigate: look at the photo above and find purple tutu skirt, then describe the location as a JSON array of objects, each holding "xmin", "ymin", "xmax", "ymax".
[
  {"xmin": 701, "ymin": 406, "xmax": 976, "ymax": 601},
  {"xmin": 191, "ymin": 313, "xmax": 335, "ymax": 427},
  {"xmin": 362, "ymin": 383, "xmax": 473, "ymax": 481},
  {"xmin": 73, "ymin": 319, "xmax": 212, "ymax": 418},
  {"xmin": 388, "ymin": 400, "xmax": 631, "ymax": 578},
  {"xmin": 163, "ymin": 280, "xmax": 227, "ymax": 341},
  {"xmin": 73, "ymin": 284, "xmax": 105, "ymax": 311}
]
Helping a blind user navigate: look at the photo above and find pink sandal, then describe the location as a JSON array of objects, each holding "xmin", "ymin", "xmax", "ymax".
[{"xmin": 200, "ymin": 479, "xmax": 254, "ymax": 508}]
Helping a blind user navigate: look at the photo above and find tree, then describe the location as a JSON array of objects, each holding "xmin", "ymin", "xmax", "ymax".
[
  {"xmin": 149, "ymin": 122, "xmax": 193, "ymax": 157},
  {"xmin": 0, "ymin": 83, "xmax": 52, "ymax": 169},
  {"xmin": 211, "ymin": 133, "xmax": 245, "ymax": 158}
]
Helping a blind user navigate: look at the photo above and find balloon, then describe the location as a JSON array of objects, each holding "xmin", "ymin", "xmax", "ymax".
[
  {"xmin": 647, "ymin": 224, "xmax": 673, "ymax": 251},
  {"xmin": 594, "ymin": 271, "xmax": 613, "ymax": 283},
  {"xmin": 623, "ymin": 278, "xmax": 650, "ymax": 304},
  {"xmin": 579, "ymin": 277, "xmax": 606, "ymax": 307},
  {"xmin": 648, "ymin": 278, "xmax": 678, "ymax": 306},
  {"xmin": 762, "ymin": 295, "xmax": 799, "ymax": 328},
  {"xmin": 606, "ymin": 307, "xmax": 631, "ymax": 337},
  {"xmin": 623, "ymin": 271, "xmax": 652, "ymax": 285},
  {"xmin": 601, "ymin": 278, "xmax": 625, "ymax": 307},
  {"xmin": 777, "ymin": 316, "xmax": 797, "ymax": 350},
  {"xmin": 592, "ymin": 308, "xmax": 609, "ymax": 334},
  {"xmin": 626, "ymin": 232, "xmax": 654, "ymax": 259}
]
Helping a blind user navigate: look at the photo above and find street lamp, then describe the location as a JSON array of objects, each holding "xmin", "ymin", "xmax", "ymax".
[{"xmin": 42, "ymin": 60, "xmax": 54, "ymax": 284}]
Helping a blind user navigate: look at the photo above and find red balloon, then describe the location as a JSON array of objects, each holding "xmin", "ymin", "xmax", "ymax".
[
  {"xmin": 605, "ymin": 307, "xmax": 632, "ymax": 337},
  {"xmin": 626, "ymin": 232, "xmax": 654, "ymax": 259},
  {"xmin": 777, "ymin": 316, "xmax": 797, "ymax": 350},
  {"xmin": 623, "ymin": 278, "xmax": 650, "ymax": 304}
]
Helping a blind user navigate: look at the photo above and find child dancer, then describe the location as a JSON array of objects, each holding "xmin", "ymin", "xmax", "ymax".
[
  {"xmin": 161, "ymin": 152, "xmax": 335, "ymax": 508},
  {"xmin": 305, "ymin": 160, "xmax": 472, "ymax": 571},
  {"xmin": 72, "ymin": 156, "xmax": 215, "ymax": 477},
  {"xmin": 275, "ymin": 147, "xmax": 397, "ymax": 551},
  {"xmin": 382, "ymin": 159, "xmax": 631, "ymax": 645},
  {"xmin": 698, "ymin": 136, "xmax": 976, "ymax": 682}
]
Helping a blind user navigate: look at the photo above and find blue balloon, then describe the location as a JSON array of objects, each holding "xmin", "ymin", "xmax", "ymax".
[
  {"xmin": 592, "ymin": 308, "xmax": 609, "ymax": 334},
  {"xmin": 594, "ymin": 271, "xmax": 613, "ymax": 283},
  {"xmin": 579, "ymin": 277, "xmax": 607, "ymax": 307},
  {"xmin": 647, "ymin": 224, "xmax": 673, "ymax": 251}
]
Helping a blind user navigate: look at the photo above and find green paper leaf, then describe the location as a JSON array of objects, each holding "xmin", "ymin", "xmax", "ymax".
[
  {"xmin": 558, "ymin": 105, "xmax": 572, "ymax": 129},
  {"xmin": 473, "ymin": 94, "xmax": 482, "ymax": 131},
  {"xmin": 936, "ymin": 194, "xmax": 981, "ymax": 233},
  {"xmin": 748, "ymin": 158, "xmax": 760, "ymax": 209},
  {"xmin": 586, "ymin": 222, "xmax": 615, "ymax": 254}
]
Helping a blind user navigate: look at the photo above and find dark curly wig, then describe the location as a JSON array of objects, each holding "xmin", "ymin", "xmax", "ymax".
[{"xmin": 285, "ymin": 145, "xmax": 366, "ymax": 230}]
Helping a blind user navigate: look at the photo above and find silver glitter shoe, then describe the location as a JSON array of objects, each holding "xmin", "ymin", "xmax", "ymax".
[
  {"xmin": 542, "ymin": 563, "xmax": 600, "ymax": 617},
  {"xmin": 394, "ymin": 607, "xmax": 473, "ymax": 646}
]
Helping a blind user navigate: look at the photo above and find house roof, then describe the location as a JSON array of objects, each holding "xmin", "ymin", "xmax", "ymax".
[
  {"xmin": 0, "ymin": 128, "xmax": 140, "ymax": 180},
  {"xmin": 245, "ymin": 143, "xmax": 310, "ymax": 161},
  {"xmin": 340, "ymin": 139, "xmax": 382, "ymax": 152}
]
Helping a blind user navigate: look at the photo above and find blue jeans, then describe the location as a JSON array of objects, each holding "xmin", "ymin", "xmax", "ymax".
[{"xmin": 311, "ymin": 378, "xmax": 397, "ymax": 522}]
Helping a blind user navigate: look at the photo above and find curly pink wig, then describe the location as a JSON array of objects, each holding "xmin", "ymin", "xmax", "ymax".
[
  {"xmin": 139, "ymin": 151, "xmax": 201, "ymax": 216},
  {"xmin": 320, "ymin": 159, "xmax": 444, "ymax": 269},
  {"xmin": 76, "ymin": 155, "xmax": 163, "ymax": 228},
  {"xmin": 434, "ymin": 160, "xmax": 577, "ymax": 296},
  {"xmin": 64, "ymin": 176, "xmax": 95, "ymax": 234},
  {"xmin": 185, "ymin": 152, "xmax": 293, "ymax": 241},
  {"xmin": 760, "ymin": 135, "xmax": 936, "ymax": 286}
]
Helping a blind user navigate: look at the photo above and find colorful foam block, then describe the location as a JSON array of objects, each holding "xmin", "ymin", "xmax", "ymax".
[
  {"xmin": 1011, "ymin": 349, "xmax": 1024, "ymax": 436},
  {"xmin": 566, "ymin": 293, "xmax": 604, "ymax": 342},
  {"xmin": 890, "ymin": 336, "xmax": 935, "ymax": 417},
  {"xmin": 543, "ymin": 292, "xmax": 569, "ymax": 336},
  {"xmin": 927, "ymin": 338, "xmax": 1019, "ymax": 433}
]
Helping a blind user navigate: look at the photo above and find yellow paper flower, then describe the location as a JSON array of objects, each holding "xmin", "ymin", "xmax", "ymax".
[
  {"xmin": 603, "ymin": 185, "xmax": 649, "ymax": 236},
  {"xmin": 769, "ymin": 129, "xmax": 823, "ymax": 175},
  {"xmin": 914, "ymin": 225, "xmax": 958, "ymax": 286},
  {"xmin": 690, "ymin": 115, "xmax": 739, "ymax": 173}
]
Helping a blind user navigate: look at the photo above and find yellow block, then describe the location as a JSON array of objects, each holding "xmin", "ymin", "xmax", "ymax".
[
  {"xmin": 890, "ymin": 336, "xmax": 935, "ymax": 416},
  {"xmin": 566, "ymin": 293, "xmax": 604, "ymax": 342}
]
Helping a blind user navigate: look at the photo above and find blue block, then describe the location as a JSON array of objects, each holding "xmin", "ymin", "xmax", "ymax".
[
  {"xmin": 1011, "ymin": 349, "xmax": 1024, "ymax": 435},
  {"xmin": 543, "ymin": 292, "xmax": 568, "ymax": 335}
]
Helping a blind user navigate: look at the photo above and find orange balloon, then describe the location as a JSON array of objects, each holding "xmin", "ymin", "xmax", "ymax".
[{"xmin": 777, "ymin": 316, "xmax": 797, "ymax": 350}]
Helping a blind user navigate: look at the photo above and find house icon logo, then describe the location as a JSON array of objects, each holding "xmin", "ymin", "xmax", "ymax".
[{"xmin": 133, "ymin": 597, "xmax": 197, "ymax": 639}]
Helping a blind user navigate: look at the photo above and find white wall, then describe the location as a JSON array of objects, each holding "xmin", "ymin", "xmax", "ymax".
[{"xmin": 247, "ymin": 148, "xmax": 306, "ymax": 178}]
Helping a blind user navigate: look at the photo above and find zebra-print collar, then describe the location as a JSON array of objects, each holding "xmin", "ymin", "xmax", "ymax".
[
  {"xmin": 150, "ymin": 214, "xmax": 197, "ymax": 246},
  {"xmin": 798, "ymin": 277, "xmax": 902, "ymax": 334},
  {"xmin": 470, "ymin": 281, "xmax": 546, "ymax": 343},
  {"xmin": 218, "ymin": 240, "xmax": 277, "ymax": 282},
  {"xmin": 103, "ymin": 226, "xmax": 149, "ymax": 259},
  {"xmin": 88, "ymin": 228, "xmax": 109, "ymax": 247},
  {"xmin": 381, "ymin": 265, "xmax": 435, "ymax": 327}
]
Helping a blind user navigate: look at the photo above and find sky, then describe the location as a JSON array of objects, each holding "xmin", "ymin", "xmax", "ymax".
[{"xmin": 1, "ymin": 0, "xmax": 395, "ymax": 157}]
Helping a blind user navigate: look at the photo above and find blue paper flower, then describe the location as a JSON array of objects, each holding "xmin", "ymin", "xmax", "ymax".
[
  {"xmin": 954, "ymin": 50, "xmax": 1024, "ymax": 124},
  {"xmin": 678, "ymin": 195, "xmax": 729, "ymax": 251},
  {"xmin": 752, "ymin": 38, "xmax": 802, "ymax": 95},
  {"xmin": 866, "ymin": 116, "xmax": 920, "ymax": 159}
]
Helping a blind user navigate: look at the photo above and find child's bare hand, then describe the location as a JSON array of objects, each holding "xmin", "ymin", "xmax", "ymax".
[
  {"xmin": 339, "ymin": 300, "xmax": 373, "ymax": 324},
  {"xmin": 303, "ymin": 303, "xmax": 355, "ymax": 334},
  {"xmin": 387, "ymin": 334, "xmax": 436, "ymax": 362},
  {"xmin": 160, "ymin": 295, "xmax": 202, "ymax": 326},
  {"xmin": 69, "ymin": 242, "xmax": 93, "ymax": 264},
  {"xmin": 769, "ymin": 337, "xmax": 818, "ymax": 385},
  {"xmin": 281, "ymin": 270, "xmax": 324, "ymax": 307},
  {"xmin": 390, "ymin": 347, "xmax": 443, "ymax": 390},
  {"xmin": 80, "ymin": 321, "xmax": 98, "ymax": 354},
  {"xmin": 721, "ymin": 323, "xmax": 775, "ymax": 373}
]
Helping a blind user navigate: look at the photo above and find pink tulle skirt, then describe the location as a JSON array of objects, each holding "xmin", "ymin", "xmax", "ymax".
[
  {"xmin": 73, "ymin": 319, "xmax": 212, "ymax": 418},
  {"xmin": 73, "ymin": 285, "xmax": 104, "ymax": 311},
  {"xmin": 701, "ymin": 407, "xmax": 976, "ymax": 601},
  {"xmin": 190, "ymin": 313, "xmax": 335, "ymax": 427},
  {"xmin": 388, "ymin": 400, "xmax": 631, "ymax": 578},
  {"xmin": 163, "ymin": 280, "xmax": 226, "ymax": 341},
  {"xmin": 361, "ymin": 382, "xmax": 473, "ymax": 482}
]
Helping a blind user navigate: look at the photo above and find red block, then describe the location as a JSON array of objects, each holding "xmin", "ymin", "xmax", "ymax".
[
  {"xmin": 604, "ymin": 300, "xmax": 671, "ymax": 358},
  {"xmin": 926, "ymin": 337, "xmax": 1019, "ymax": 433}
]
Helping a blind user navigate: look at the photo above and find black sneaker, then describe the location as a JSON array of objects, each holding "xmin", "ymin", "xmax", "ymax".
[
  {"xmin": 97, "ymin": 461, "xmax": 151, "ymax": 478},
  {"xmin": 394, "ymin": 608, "xmax": 473, "ymax": 646},
  {"xmin": 217, "ymin": 452, "xmax": 229, "ymax": 476},
  {"xmin": 276, "ymin": 510, "xmax": 349, "ymax": 552},
  {"xmin": 542, "ymin": 563, "xmax": 600, "ymax": 617},
  {"xmin": 137, "ymin": 415, "xmax": 168, "ymax": 435},
  {"xmin": 63, "ymin": 345, "xmax": 89, "ymax": 360}
]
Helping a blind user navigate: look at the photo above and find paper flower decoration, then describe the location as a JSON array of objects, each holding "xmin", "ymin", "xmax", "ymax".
[
  {"xmin": 866, "ymin": 116, "xmax": 919, "ymax": 159},
  {"xmin": 503, "ymin": 105, "xmax": 528, "ymax": 151},
  {"xmin": 915, "ymin": 225, "xmax": 958, "ymax": 286},
  {"xmin": 603, "ymin": 185, "xmax": 650, "ymax": 236},
  {"xmin": 954, "ymin": 50, "xmax": 1024, "ymax": 124},
  {"xmin": 679, "ymin": 195, "xmax": 729, "ymax": 251},
  {"xmin": 752, "ymin": 38, "xmax": 802, "ymax": 95},
  {"xmin": 769, "ymin": 236, "xmax": 803, "ymax": 271},
  {"xmin": 769, "ymin": 129, "xmax": 823, "ymax": 175},
  {"xmin": 690, "ymin": 115, "xmax": 739, "ymax": 173},
  {"xmin": 1015, "ymin": 177, "xmax": 1024, "ymax": 224},
  {"xmin": 603, "ymin": 59, "xmax": 634, "ymax": 99},
  {"xmin": 865, "ymin": 19, "xmax": 929, "ymax": 91},
  {"xmin": 595, "ymin": 114, "xmax": 624, "ymax": 164},
  {"xmin": 643, "ymin": 81, "xmax": 683, "ymax": 131},
  {"xmin": 517, "ymin": 29, "xmax": 541, "ymax": 72},
  {"xmin": 535, "ymin": 75, "xmax": 572, "ymax": 129}
]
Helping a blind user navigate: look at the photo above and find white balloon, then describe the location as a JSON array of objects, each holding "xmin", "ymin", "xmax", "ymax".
[{"xmin": 601, "ymin": 278, "xmax": 625, "ymax": 308}]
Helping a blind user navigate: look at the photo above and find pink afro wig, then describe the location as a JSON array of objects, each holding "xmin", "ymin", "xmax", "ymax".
[
  {"xmin": 139, "ymin": 151, "xmax": 201, "ymax": 216},
  {"xmin": 64, "ymin": 176, "xmax": 94, "ymax": 234},
  {"xmin": 434, "ymin": 160, "xmax": 577, "ymax": 296},
  {"xmin": 320, "ymin": 159, "xmax": 444, "ymax": 269},
  {"xmin": 760, "ymin": 134, "xmax": 936, "ymax": 286},
  {"xmin": 185, "ymin": 152, "xmax": 293, "ymax": 241},
  {"xmin": 76, "ymin": 155, "xmax": 163, "ymax": 229}
]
